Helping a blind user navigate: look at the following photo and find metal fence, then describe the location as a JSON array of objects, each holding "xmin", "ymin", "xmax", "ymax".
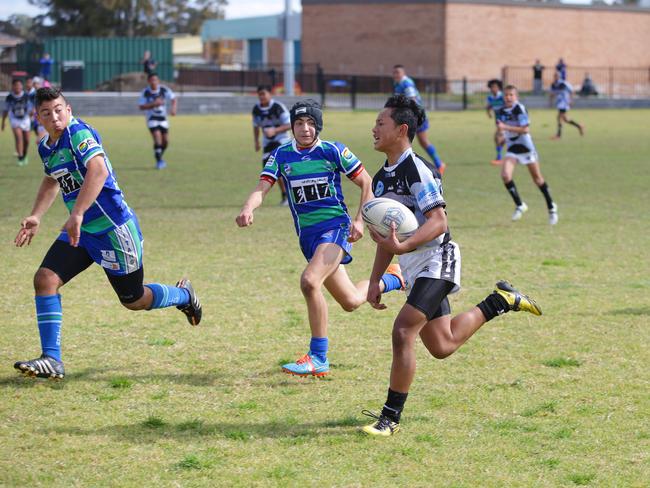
[{"xmin": 2, "ymin": 61, "xmax": 649, "ymax": 109}]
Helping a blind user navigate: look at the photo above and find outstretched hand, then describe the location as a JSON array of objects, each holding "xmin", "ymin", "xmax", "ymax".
[
  {"xmin": 367, "ymin": 280, "xmax": 386, "ymax": 310},
  {"xmin": 15, "ymin": 216, "xmax": 40, "ymax": 247},
  {"xmin": 236, "ymin": 208, "xmax": 254, "ymax": 227}
]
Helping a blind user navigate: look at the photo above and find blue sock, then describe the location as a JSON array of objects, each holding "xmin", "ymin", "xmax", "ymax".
[
  {"xmin": 381, "ymin": 273, "xmax": 402, "ymax": 293},
  {"xmin": 145, "ymin": 284, "xmax": 190, "ymax": 310},
  {"xmin": 36, "ymin": 295, "xmax": 62, "ymax": 361},
  {"xmin": 309, "ymin": 337, "xmax": 328, "ymax": 363},
  {"xmin": 496, "ymin": 145, "xmax": 503, "ymax": 160},
  {"xmin": 426, "ymin": 144, "xmax": 442, "ymax": 168}
]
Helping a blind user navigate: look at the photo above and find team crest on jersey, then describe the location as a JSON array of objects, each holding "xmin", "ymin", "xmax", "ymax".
[
  {"xmin": 374, "ymin": 181, "xmax": 384, "ymax": 196},
  {"xmin": 77, "ymin": 138, "xmax": 99, "ymax": 155},
  {"xmin": 342, "ymin": 147, "xmax": 352, "ymax": 159}
]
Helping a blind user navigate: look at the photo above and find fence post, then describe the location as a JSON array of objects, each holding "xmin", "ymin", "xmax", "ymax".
[
  {"xmin": 501, "ymin": 66, "xmax": 507, "ymax": 85},
  {"xmin": 433, "ymin": 79, "xmax": 439, "ymax": 111},
  {"xmin": 609, "ymin": 67, "xmax": 614, "ymax": 98},
  {"xmin": 240, "ymin": 69, "xmax": 245, "ymax": 94},
  {"xmin": 462, "ymin": 77, "xmax": 468, "ymax": 110},
  {"xmin": 350, "ymin": 76, "xmax": 357, "ymax": 110},
  {"xmin": 317, "ymin": 64, "xmax": 325, "ymax": 107}
]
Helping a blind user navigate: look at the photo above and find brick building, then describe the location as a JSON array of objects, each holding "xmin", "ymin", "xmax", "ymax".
[{"xmin": 301, "ymin": 0, "xmax": 650, "ymax": 82}]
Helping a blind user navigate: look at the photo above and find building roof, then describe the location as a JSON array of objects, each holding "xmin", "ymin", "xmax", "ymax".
[
  {"xmin": 0, "ymin": 33, "xmax": 24, "ymax": 48},
  {"xmin": 173, "ymin": 35, "xmax": 203, "ymax": 56}
]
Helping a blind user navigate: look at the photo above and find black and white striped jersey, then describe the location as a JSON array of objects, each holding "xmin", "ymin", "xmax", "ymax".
[
  {"xmin": 252, "ymin": 100, "xmax": 291, "ymax": 152},
  {"xmin": 371, "ymin": 148, "xmax": 450, "ymax": 250},
  {"xmin": 495, "ymin": 102, "xmax": 536, "ymax": 154}
]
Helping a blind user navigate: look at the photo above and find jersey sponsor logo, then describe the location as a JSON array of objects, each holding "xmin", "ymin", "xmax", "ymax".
[
  {"xmin": 374, "ymin": 181, "xmax": 384, "ymax": 196},
  {"xmin": 342, "ymin": 147, "xmax": 352, "ymax": 159},
  {"xmin": 101, "ymin": 250, "xmax": 117, "ymax": 262},
  {"xmin": 290, "ymin": 176, "xmax": 331, "ymax": 203},
  {"xmin": 417, "ymin": 183, "xmax": 439, "ymax": 201},
  {"xmin": 101, "ymin": 260, "xmax": 121, "ymax": 271},
  {"xmin": 77, "ymin": 138, "xmax": 99, "ymax": 155}
]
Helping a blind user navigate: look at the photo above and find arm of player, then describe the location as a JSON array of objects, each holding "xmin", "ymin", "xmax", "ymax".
[
  {"xmin": 486, "ymin": 104, "xmax": 492, "ymax": 118},
  {"xmin": 64, "ymin": 155, "xmax": 109, "ymax": 247},
  {"xmin": 236, "ymin": 179, "xmax": 273, "ymax": 227},
  {"xmin": 496, "ymin": 121, "xmax": 529, "ymax": 134},
  {"xmin": 348, "ymin": 168, "xmax": 373, "ymax": 242},
  {"xmin": 370, "ymin": 207, "xmax": 447, "ymax": 256},
  {"xmin": 1, "ymin": 110, "xmax": 7, "ymax": 131},
  {"xmin": 253, "ymin": 126, "xmax": 261, "ymax": 152},
  {"xmin": 264, "ymin": 123, "xmax": 291, "ymax": 138},
  {"xmin": 367, "ymin": 243, "xmax": 394, "ymax": 310},
  {"xmin": 170, "ymin": 98, "xmax": 177, "ymax": 116},
  {"xmin": 15, "ymin": 176, "xmax": 60, "ymax": 247}
]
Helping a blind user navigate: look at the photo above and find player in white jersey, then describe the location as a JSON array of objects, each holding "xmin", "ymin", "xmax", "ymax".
[
  {"xmin": 360, "ymin": 95, "xmax": 542, "ymax": 437},
  {"xmin": 550, "ymin": 72, "xmax": 584, "ymax": 139},
  {"xmin": 138, "ymin": 73, "xmax": 177, "ymax": 169},
  {"xmin": 2, "ymin": 78, "xmax": 33, "ymax": 166},
  {"xmin": 496, "ymin": 85, "xmax": 558, "ymax": 225}
]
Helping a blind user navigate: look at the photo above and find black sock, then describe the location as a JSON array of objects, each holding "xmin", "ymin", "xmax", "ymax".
[
  {"xmin": 538, "ymin": 182, "xmax": 554, "ymax": 210},
  {"xmin": 154, "ymin": 145, "xmax": 163, "ymax": 162},
  {"xmin": 505, "ymin": 181, "xmax": 523, "ymax": 206},
  {"xmin": 477, "ymin": 292, "xmax": 510, "ymax": 321},
  {"xmin": 161, "ymin": 143, "xmax": 168, "ymax": 156},
  {"xmin": 381, "ymin": 388, "xmax": 408, "ymax": 423}
]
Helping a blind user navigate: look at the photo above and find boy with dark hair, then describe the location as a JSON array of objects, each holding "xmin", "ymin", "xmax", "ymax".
[
  {"xmin": 138, "ymin": 73, "xmax": 177, "ymax": 169},
  {"xmin": 361, "ymin": 94, "xmax": 542, "ymax": 436},
  {"xmin": 13, "ymin": 87, "xmax": 201, "ymax": 380},
  {"xmin": 237, "ymin": 99, "xmax": 404, "ymax": 377},
  {"xmin": 252, "ymin": 85, "xmax": 291, "ymax": 205},
  {"xmin": 485, "ymin": 79, "xmax": 505, "ymax": 165},
  {"xmin": 2, "ymin": 78, "xmax": 33, "ymax": 166}
]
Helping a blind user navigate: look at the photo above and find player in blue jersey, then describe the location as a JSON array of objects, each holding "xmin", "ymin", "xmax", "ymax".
[
  {"xmin": 496, "ymin": 85, "xmax": 558, "ymax": 225},
  {"xmin": 236, "ymin": 99, "xmax": 404, "ymax": 377},
  {"xmin": 252, "ymin": 85, "xmax": 292, "ymax": 205},
  {"xmin": 360, "ymin": 95, "xmax": 542, "ymax": 437},
  {"xmin": 485, "ymin": 79, "xmax": 505, "ymax": 165},
  {"xmin": 550, "ymin": 72, "xmax": 584, "ymax": 140},
  {"xmin": 392, "ymin": 65, "xmax": 446, "ymax": 174},
  {"xmin": 12, "ymin": 87, "xmax": 202, "ymax": 380},
  {"xmin": 138, "ymin": 73, "xmax": 177, "ymax": 169},
  {"xmin": 2, "ymin": 78, "xmax": 33, "ymax": 166}
]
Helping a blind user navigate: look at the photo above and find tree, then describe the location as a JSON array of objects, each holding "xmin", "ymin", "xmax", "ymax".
[{"xmin": 27, "ymin": 0, "xmax": 227, "ymax": 37}]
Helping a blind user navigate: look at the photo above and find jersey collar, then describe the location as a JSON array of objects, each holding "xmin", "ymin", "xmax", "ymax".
[
  {"xmin": 292, "ymin": 138, "xmax": 321, "ymax": 154},
  {"xmin": 384, "ymin": 147, "xmax": 413, "ymax": 171}
]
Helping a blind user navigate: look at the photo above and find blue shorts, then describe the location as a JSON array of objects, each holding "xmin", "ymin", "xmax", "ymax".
[
  {"xmin": 299, "ymin": 225, "xmax": 353, "ymax": 265},
  {"xmin": 56, "ymin": 217, "xmax": 144, "ymax": 276},
  {"xmin": 416, "ymin": 116, "xmax": 430, "ymax": 133}
]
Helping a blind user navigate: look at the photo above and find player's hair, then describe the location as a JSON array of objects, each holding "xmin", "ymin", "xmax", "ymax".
[
  {"xmin": 12, "ymin": 78, "xmax": 22, "ymax": 85},
  {"xmin": 147, "ymin": 72, "xmax": 159, "ymax": 81},
  {"xmin": 393, "ymin": 64, "xmax": 405, "ymax": 70},
  {"xmin": 487, "ymin": 79, "xmax": 503, "ymax": 90},
  {"xmin": 383, "ymin": 95, "xmax": 425, "ymax": 142},
  {"xmin": 35, "ymin": 86, "xmax": 67, "ymax": 109},
  {"xmin": 504, "ymin": 84, "xmax": 518, "ymax": 92},
  {"xmin": 257, "ymin": 84, "xmax": 272, "ymax": 93},
  {"xmin": 290, "ymin": 99, "xmax": 323, "ymax": 133}
]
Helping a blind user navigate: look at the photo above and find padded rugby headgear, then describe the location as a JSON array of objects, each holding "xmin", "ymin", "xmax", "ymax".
[{"xmin": 290, "ymin": 99, "xmax": 323, "ymax": 134}]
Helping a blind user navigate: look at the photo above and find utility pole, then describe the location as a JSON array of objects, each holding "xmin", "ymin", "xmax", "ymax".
[{"xmin": 283, "ymin": 0, "xmax": 295, "ymax": 96}]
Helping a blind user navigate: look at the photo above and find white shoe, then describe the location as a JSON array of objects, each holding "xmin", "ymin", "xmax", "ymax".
[
  {"xmin": 549, "ymin": 203, "xmax": 559, "ymax": 225},
  {"xmin": 280, "ymin": 197, "xmax": 290, "ymax": 207},
  {"xmin": 512, "ymin": 202, "xmax": 528, "ymax": 221}
]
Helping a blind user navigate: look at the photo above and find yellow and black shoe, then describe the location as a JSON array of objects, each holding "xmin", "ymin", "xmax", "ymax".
[
  {"xmin": 494, "ymin": 281, "xmax": 542, "ymax": 316},
  {"xmin": 361, "ymin": 410, "xmax": 400, "ymax": 437}
]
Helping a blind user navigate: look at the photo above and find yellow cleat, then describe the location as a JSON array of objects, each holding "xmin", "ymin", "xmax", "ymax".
[
  {"xmin": 361, "ymin": 410, "xmax": 400, "ymax": 437},
  {"xmin": 494, "ymin": 281, "xmax": 542, "ymax": 316}
]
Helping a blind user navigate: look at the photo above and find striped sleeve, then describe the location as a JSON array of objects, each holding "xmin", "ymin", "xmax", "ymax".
[
  {"xmin": 70, "ymin": 127, "xmax": 104, "ymax": 166},
  {"xmin": 409, "ymin": 158, "xmax": 446, "ymax": 214},
  {"xmin": 260, "ymin": 148, "xmax": 280, "ymax": 182},
  {"xmin": 332, "ymin": 141, "xmax": 361, "ymax": 177}
]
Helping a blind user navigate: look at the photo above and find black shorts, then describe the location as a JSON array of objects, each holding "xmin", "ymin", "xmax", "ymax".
[
  {"xmin": 558, "ymin": 109, "xmax": 567, "ymax": 114},
  {"xmin": 262, "ymin": 141, "xmax": 282, "ymax": 166},
  {"xmin": 406, "ymin": 277, "xmax": 454, "ymax": 321},
  {"xmin": 40, "ymin": 239, "xmax": 145, "ymax": 304},
  {"xmin": 149, "ymin": 126, "xmax": 168, "ymax": 134}
]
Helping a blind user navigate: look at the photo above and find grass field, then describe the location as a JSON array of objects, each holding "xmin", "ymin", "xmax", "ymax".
[{"xmin": 1, "ymin": 108, "xmax": 649, "ymax": 487}]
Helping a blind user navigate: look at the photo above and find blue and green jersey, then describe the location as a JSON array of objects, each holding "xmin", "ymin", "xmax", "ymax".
[
  {"xmin": 261, "ymin": 139, "xmax": 363, "ymax": 236},
  {"xmin": 38, "ymin": 116, "xmax": 133, "ymax": 235}
]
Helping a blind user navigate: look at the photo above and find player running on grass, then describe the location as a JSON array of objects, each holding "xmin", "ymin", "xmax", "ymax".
[
  {"xmin": 485, "ymin": 79, "xmax": 505, "ymax": 165},
  {"xmin": 2, "ymin": 78, "xmax": 33, "ymax": 166},
  {"xmin": 392, "ymin": 65, "xmax": 446, "ymax": 174},
  {"xmin": 496, "ymin": 85, "xmax": 559, "ymax": 225},
  {"xmin": 138, "ymin": 73, "xmax": 177, "ymax": 169},
  {"xmin": 361, "ymin": 95, "xmax": 542, "ymax": 436},
  {"xmin": 236, "ymin": 99, "xmax": 404, "ymax": 377},
  {"xmin": 550, "ymin": 72, "xmax": 584, "ymax": 140},
  {"xmin": 13, "ymin": 87, "xmax": 202, "ymax": 380}
]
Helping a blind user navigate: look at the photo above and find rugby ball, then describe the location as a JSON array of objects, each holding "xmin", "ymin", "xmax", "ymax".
[{"xmin": 361, "ymin": 198, "xmax": 418, "ymax": 242}]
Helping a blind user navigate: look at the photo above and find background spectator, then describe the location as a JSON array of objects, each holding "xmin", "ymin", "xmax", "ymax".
[
  {"xmin": 533, "ymin": 59, "xmax": 544, "ymax": 94},
  {"xmin": 579, "ymin": 73, "xmax": 598, "ymax": 97},
  {"xmin": 39, "ymin": 53, "xmax": 53, "ymax": 81},
  {"xmin": 142, "ymin": 50, "xmax": 157, "ymax": 76},
  {"xmin": 556, "ymin": 58, "xmax": 567, "ymax": 80}
]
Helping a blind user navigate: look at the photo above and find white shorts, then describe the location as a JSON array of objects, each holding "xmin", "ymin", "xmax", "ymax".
[
  {"xmin": 398, "ymin": 241, "xmax": 461, "ymax": 296},
  {"xmin": 10, "ymin": 116, "xmax": 31, "ymax": 132},
  {"xmin": 147, "ymin": 119, "xmax": 169, "ymax": 130},
  {"xmin": 505, "ymin": 151, "xmax": 538, "ymax": 165}
]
